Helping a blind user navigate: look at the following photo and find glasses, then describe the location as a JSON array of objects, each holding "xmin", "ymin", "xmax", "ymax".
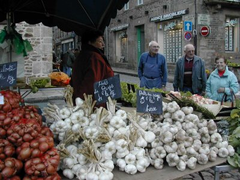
[{"xmin": 152, "ymin": 46, "xmax": 160, "ymax": 48}]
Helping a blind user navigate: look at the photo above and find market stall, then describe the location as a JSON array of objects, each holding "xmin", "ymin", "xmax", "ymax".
[{"xmin": 0, "ymin": 80, "xmax": 239, "ymax": 179}]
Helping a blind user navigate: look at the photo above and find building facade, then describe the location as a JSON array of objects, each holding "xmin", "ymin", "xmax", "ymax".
[
  {"xmin": 106, "ymin": 0, "xmax": 240, "ymax": 76},
  {"xmin": 52, "ymin": 27, "xmax": 80, "ymax": 60},
  {"xmin": 0, "ymin": 22, "xmax": 53, "ymax": 79}
]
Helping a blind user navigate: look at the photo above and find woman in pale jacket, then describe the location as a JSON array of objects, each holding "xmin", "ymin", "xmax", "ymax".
[{"xmin": 206, "ymin": 56, "xmax": 239, "ymax": 102}]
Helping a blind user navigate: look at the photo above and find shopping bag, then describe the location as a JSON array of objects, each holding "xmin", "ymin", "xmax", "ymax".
[{"xmin": 217, "ymin": 90, "xmax": 237, "ymax": 117}]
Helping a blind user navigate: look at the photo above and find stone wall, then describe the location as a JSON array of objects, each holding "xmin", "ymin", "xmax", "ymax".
[
  {"xmin": 0, "ymin": 22, "xmax": 52, "ymax": 79},
  {"xmin": 107, "ymin": 0, "xmax": 240, "ymax": 74}
]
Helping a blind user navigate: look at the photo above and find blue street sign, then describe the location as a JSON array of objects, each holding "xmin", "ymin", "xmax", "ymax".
[{"xmin": 184, "ymin": 21, "xmax": 192, "ymax": 31}]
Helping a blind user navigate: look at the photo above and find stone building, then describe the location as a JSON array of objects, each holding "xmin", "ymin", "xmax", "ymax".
[
  {"xmin": 52, "ymin": 27, "xmax": 79, "ymax": 60},
  {"xmin": 0, "ymin": 22, "xmax": 52, "ymax": 79},
  {"xmin": 106, "ymin": 0, "xmax": 240, "ymax": 78}
]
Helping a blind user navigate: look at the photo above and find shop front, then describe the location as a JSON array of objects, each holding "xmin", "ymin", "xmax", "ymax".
[{"xmin": 150, "ymin": 9, "xmax": 188, "ymax": 63}]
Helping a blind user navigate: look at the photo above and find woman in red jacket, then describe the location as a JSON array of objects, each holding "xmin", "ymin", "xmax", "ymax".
[{"xmin": 71, "ymin": 30, "xmax": 114, "ymax": 106}]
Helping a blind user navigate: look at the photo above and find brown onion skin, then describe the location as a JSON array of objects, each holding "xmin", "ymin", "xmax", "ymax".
[
  {"xmin": 46, "ymin": 165, "xmax": 56, "ymax": 175},
  {"xmin": 1, "ymin": 167, "xmax": 15, "ymax": 178},
  {"xmin": 4, "ymin": 146, "xmax": 15, "ymax": 157},
  {"xmin": 14, "ymin": 159, "xmax": 23, "ymax": 171},
  {"xmin": 35, "ymin": 163, "xmax": 45, "ymax": 171},
  {"xmin": 7, "ymin": 176, "xmax": 21, "ymax": 180},
  {"xmin": 39, "ymin": 142, "xmax": 49, "ymax": 153},
  {"xmin": 23, "ymin": 134, "xmax": 33, "ymax": 142},
  {"xmin": 18, "ymin": 147, "xmax": 32, "ymax": 160},
  {"xmin": 4, "ymin": 158, "xmax": 15, "ymax": 168},
  {"xmin": 0, "ymin": 128, "xmax": 6, "ymax": 138},
  {"xmin": 31, "ymin": 149, "xmax": 41, "ymax": 158}
]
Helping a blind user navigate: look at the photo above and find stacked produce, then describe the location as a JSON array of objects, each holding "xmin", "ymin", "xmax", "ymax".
[
  {"xmin": 42, "ymin": 90, "xmax": 235, "ymax": 180},
  {"xmin": 48, "ymin": 72, "xmax": 71, "ymax": 87},
  {"xmin": 0, "ymin": 90, "xmax": 61, "ymax": 179},
  {"xmin": 120, "ymin": 83, "xmax": 216, "ymax": 119}
]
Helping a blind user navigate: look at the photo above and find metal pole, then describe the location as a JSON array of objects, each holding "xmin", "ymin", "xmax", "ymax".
[
  {"xmin": 6, "ymin": 12, "xmax": 12, "ymax": 63},
  {"xmin": 194, "ymin": 0, "xmax": 197, "ymax": 55}
]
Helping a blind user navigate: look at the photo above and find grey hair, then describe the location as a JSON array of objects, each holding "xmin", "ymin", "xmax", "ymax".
[
  {"xmin": 184, "ymin": 44, "xmax": 195, "ymax": 51},
  {"xmin": 149, "ymin": 41, "xmax": 157, "ymax": 47}
]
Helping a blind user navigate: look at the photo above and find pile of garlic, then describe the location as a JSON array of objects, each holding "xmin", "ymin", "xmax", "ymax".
[
  {"xmin": 147, "ymin": 101, "xmax": 235, "ymax": 171},
  {"xmin": 43, "ymin": 96, "xmax": 235, "ymax": 179}
]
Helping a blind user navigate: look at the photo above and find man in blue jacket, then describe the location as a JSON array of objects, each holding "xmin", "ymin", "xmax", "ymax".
[
  {"xmin": 138, "ymin": 41, "xmax": 168, "ymax": 90},
  {"xmin": 173, "ymin": 44, "xmax": 206, "ymax": 95}
]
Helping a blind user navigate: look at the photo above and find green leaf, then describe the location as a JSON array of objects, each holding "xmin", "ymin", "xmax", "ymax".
[
  {"xmin": 228, "ymin": 155, "xmax": 238, "ymax": 168},
  {"xmin": 230, "ymin": 109, "xmax": 240, "ymax": 119},
  {"xmin": 228, "ymin": 134, "xmax": 240, "ymax": 147}
]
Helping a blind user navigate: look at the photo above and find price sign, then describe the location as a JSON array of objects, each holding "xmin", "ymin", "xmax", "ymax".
[
  {"xmin": 0, "ymin": 62, "xmax": 17, "ymax": 88},
  {"xmin": 94, "ymin": 75, "xmax": 122, "ymax": 104},
  {"xmin": 137, "ymin": 89, "xmax": 163, "ymax": 114}
]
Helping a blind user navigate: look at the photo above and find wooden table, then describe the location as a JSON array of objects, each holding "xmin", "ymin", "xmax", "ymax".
[{"xmin": 61, "ymin": 158, "xmax": 227, "ymax": 180}]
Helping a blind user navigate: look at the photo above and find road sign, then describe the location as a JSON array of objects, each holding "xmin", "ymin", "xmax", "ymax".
[
  {"xmin": 184, "ymin": 21, "xmax": 192, "ymax": 31},
  {"xmin": 184, "ymin": 32, "xmax": 192, "ymax": 41},
  {"xmin": 200, "ymin": 26, "xmax": 210, "ymax": 37}
]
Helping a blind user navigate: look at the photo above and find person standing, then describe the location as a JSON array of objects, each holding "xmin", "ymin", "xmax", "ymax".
[
  {"xmin": 206, "ymin": 56, "xmax": 239, "ymax": 101},
  {"xmin": 71, "ymin": 30, "xmax": 114, "ymax": 106},
  {"xmin": 173, "ymin": 44, "xmax": 206, "ymax": 95},
  {"xmin": 61, "ymin": 49, "xmax": 75, "ymax": 77},
  {"xmin": 138, "ymin": 41, "xmax": 168, "ymax": 90}
]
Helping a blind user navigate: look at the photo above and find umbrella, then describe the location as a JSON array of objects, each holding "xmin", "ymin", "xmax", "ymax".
[{"xmin": 0, "ymin": 0, "xmax": 129, "ymax": 35}]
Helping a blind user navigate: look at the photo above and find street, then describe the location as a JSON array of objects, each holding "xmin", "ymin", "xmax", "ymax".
[{"xmin": 118, "ymin": 73, "xmax": 174, "ymax": 91}]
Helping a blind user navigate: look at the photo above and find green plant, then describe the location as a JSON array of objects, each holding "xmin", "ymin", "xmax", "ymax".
[{"xmin": 227, "ymin": 100, "xmax": 240, "ymax": 169}]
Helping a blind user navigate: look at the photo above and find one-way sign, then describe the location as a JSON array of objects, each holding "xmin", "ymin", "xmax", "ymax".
[{"xmin": 184, "ymin": 21, "xmax": 192, "ymax": 31}]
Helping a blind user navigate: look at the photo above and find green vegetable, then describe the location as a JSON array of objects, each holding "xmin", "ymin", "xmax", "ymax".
[
  {"xmin": 29, "ymin": 78, "xmax": 50, "ymax": 93},
  {"xmin": 227, "ymin": 105, "xmax": 240, "ymax": 170},
  {"xmin": 227, "ymin": 153, "xmax": 240, "ymax": 168},
  {"xmin": 120, "ymin": 82, "xmax": 138, "ymax": 107}
]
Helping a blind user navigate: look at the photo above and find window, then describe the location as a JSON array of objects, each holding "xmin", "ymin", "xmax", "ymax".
[
  {"xmin": 137, "ymin": 0, "xmax": 143, "ymax": 5},
  {"xmin": 124, "ymin": 2, "xmax": 129, "ymax": 10},
  {"xmin": 163, "ymin": 21, "xmax": 183, "ymax": 63},
  {"xmin": 225, "ymin": 17, "xmax": 239, "ymax": 52},
  {"xmin": 115, "ymin": 31, "xmax": 128, "ymax": 63}
]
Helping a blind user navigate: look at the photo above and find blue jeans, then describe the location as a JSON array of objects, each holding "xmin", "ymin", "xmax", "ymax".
[{"xmin": 63, "ymin": 65, "xmax": 72, "ymax": 77}]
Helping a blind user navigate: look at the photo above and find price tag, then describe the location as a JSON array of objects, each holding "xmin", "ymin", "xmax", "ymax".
[
  {"xmin": 137, "ymin": 89, "xmax": 163, "ymax": 114},
  {"xmin": 0, "ymin": 94, "xmax": 4, "ymax": 105},
  {"xmin": 0, "ymin": 62, "xmax": 17, "ymax": 88},
  {"xmin": 94, "ymin": 75, "xmax": 122, "ymax": 104}
]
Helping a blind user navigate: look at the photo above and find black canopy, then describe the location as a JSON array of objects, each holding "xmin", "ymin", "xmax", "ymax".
[{"xmin": 0, "ymin": 0, "xmax": 129, "ymax": 35}]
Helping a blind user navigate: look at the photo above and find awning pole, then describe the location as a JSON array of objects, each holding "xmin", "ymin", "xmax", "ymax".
[{"xmin": 6, "ymin": 12, "xmax": 12, "ymax": 63}]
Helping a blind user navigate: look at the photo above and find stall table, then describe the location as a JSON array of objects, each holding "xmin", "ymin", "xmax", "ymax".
[{"xmin": 61, "ymin": 158, "xmax": 227, "ymax": 180}]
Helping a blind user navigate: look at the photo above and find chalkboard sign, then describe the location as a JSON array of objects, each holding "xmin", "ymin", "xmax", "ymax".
[
  {"xmin": 137, "ymin": 89, "xmax": 163, "ymax": 114},
  {"xmin": 0, "ymin": 62, "xmax": 17, "ymax": 88},
  {"xmin": 94, "ymin": 74, "xmax": 122, "ymax": 104}
]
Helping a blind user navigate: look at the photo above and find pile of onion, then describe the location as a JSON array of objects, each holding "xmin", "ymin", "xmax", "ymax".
[
  {"xmin": 0, "ymin": 90, "xmax": 60, "ymax": 179},
  {"xmin": 0, "ymin": 90, "xmax": 24, "ymax": 112}
]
